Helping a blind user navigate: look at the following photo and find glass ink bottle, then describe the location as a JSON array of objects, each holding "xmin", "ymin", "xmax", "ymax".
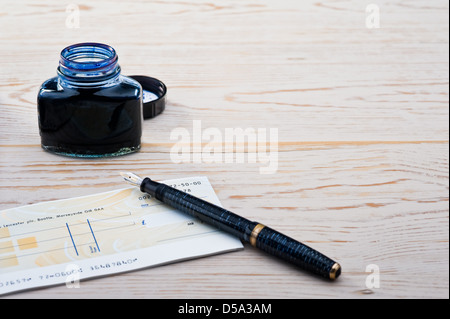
[{"xmin": 37, "ymin": 43, "xmax": 143, "ymax": 157}]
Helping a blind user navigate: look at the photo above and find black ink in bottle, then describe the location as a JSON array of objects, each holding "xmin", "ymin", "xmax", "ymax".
[{"xmin": 37, "ymin": 43, "xmax": 143, "ymax": 157}]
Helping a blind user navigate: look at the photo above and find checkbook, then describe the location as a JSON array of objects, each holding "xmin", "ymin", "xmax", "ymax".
[{"xmin": 0, "ymin": 176, "xmax": 243, "ymax": 295}]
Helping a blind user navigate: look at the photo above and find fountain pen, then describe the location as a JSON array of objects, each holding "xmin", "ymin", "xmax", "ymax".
[{"xmin": 120, "ymin": 172, "xmax": 341, "ymax": 280}]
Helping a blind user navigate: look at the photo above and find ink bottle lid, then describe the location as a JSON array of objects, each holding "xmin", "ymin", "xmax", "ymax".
[{"xmin": 129, "ymin": 76, "xmax": 167, "ymax": 119}]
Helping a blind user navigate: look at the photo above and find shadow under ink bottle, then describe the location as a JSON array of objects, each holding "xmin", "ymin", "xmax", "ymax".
[{"xmin": 37, "ymin": 43, "xmax": 143, "ymax": 157}]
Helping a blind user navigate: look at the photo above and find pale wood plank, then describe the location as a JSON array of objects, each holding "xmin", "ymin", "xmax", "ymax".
[{"xmin": 0, "ymin": 0, "xmax": 448, "ymax": 298}]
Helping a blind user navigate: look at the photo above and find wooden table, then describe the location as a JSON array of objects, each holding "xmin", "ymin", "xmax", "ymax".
[{"xmin": 0, "ymin": 0, "xmax": 448, "ymax": 299}]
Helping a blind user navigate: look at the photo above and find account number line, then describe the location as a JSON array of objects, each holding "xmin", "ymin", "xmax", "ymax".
[
  {"xmin": 0, "ymin": 223, "xmax": 135, "ymax": 253},
  {"xmin": 0, "ymin": 242, "xmax": 96, "ymax": 262},
  {"xmin": 87, "ymin": 219, "xmax": 100, "ymax": 253},
  {"xmin": 0, "ymin": 223, "xmax": 136, "ymax": 262},
  {"xmin": 0, "ymin": 212, "xmax": 132, "ymax": 240},
  {"xmin": 66, "ymin": 223, "xmax": 78, "ymax": 256}
]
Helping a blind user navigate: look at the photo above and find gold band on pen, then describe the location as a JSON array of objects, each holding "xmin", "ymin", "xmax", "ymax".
[
  {"xmin": 329, "ymin": 263, "xmax": 341, "ymax": 280},
  {"xmin": 249, "ymin": 223, "xmax": 266, "ymax": 247}
]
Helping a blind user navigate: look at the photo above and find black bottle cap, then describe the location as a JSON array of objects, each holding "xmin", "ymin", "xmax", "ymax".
[{"xmin": 129, "ymin": 75, "xmax": 167, "ymax": 119}]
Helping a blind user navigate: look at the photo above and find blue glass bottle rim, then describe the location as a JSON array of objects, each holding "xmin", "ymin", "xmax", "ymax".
[
  {"xmin": 60, "ymin": 42, "xmax": 118, "ymax": 71},
  {"xmin": 58, "ymin": 43, "xmax": 120, "ymax": 83}
]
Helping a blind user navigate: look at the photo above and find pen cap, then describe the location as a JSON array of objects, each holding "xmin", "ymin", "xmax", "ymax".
[{"xmin": 129, "ymin": 75, "xmax": 167, "ymax": 119}]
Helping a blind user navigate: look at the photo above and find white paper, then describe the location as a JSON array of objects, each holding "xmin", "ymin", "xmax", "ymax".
[{"xmin": 0, "ymin": 176, "xmax": 243, "ymax": 295}]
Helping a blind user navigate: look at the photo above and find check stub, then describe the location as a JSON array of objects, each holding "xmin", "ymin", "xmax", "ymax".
[{"xmin": 0, "ymin": 176, "xmax": 243, "ymax": 295}]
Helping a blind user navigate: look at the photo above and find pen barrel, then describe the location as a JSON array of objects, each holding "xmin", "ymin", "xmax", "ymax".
[
  {"xmin": 148, "ymin": 182, "xmax": 255, "ymax": 241},
  {"xmin": 143, "ymin": 180, "xmax": 341, "ymax": 280},
  {"xmin": 251, "ymin": 225, "xmax": 341, "ymax": 280}
]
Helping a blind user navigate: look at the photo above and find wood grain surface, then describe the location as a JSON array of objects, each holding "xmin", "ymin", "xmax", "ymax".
[{"xmin": 0, "ymin": 0, "xmax": 448, "ymax": 299}]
